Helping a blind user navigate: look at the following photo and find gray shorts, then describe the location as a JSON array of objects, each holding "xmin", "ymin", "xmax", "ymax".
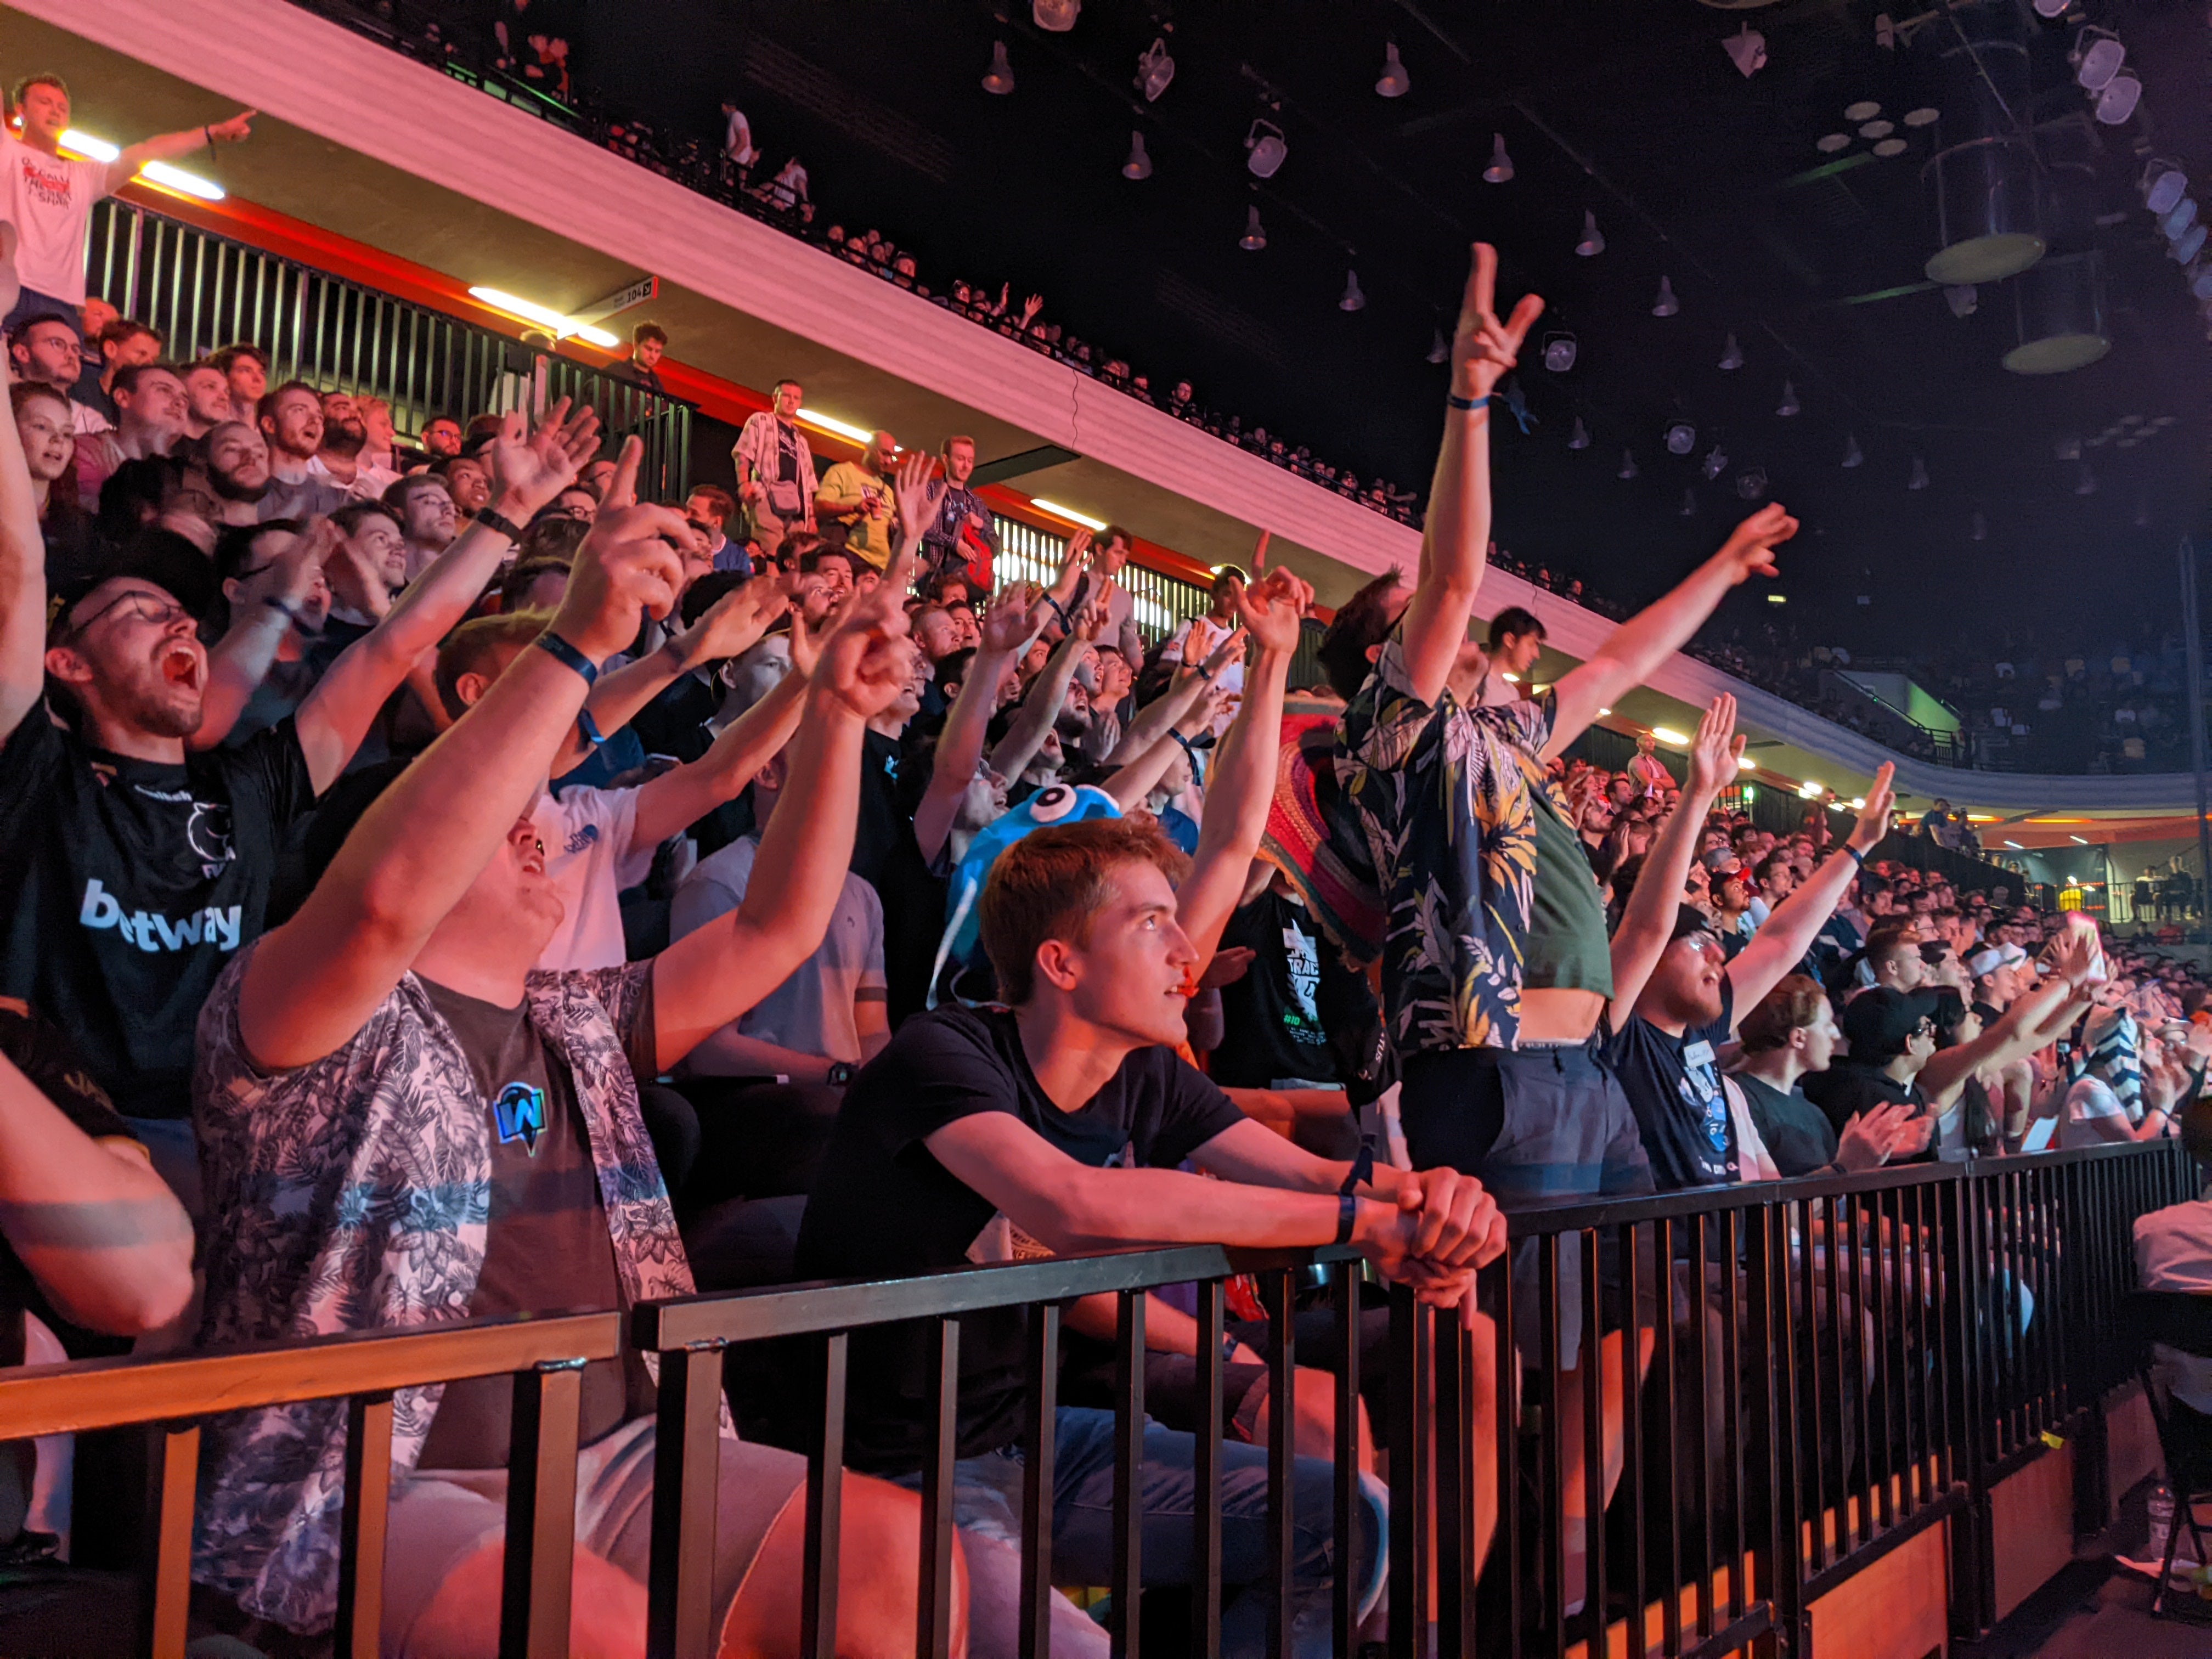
[{"xmin": 381, "ymin": 1415, "xmax": 806, "ymax": 1656}]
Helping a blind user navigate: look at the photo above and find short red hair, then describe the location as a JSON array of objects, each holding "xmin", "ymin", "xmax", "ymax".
[{"xmin": 980, "ymin": 816, "xmax": 1190, "ymax": 1004}]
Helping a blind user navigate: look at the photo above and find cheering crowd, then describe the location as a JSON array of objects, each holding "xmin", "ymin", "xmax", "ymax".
[{"xmin": 0, "ymin": 81, "xmax": 2206, "ymax": 1651}]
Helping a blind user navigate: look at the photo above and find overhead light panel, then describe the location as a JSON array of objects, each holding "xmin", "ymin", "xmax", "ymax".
[
  {"xmin": 1664, "ymin": 419, "xmax": 1697, "ymax": 455},
  {"xmin": 2161, "ymin": 198, "xmax": 2198, "ymax": 241},
  {"xmin": 1239, "ymin": 205, "xmax": 1266, "ymax": 251},
  {"xmin": 1723, "ymin": 24, "xmax": 1767, "ymax": 78},
  {"xmin": 1650, "ymin": 726, "xmax": 1689, "ymax": 747},
  {"xmin": 1766, "ymin": 592, "xmax": 1787, "ymax": 605},
  {"xmin": 1739, "ymin": 755, "xmax": 1759, "ymax": 770},
  {"xmin": 2095, "ymin": 72, "xmax": 2141, "ymax": 125},
  {"xmin": 2033, "ymin": 0, "xmax": 2069, "ymax": 14},
  {"xmin": 1718, "ymin": 331, "xmax": 1745, "ymax": 370},
  {"xmin": 1844, "ymin": 100, "xmax": 1882, "ymax": 122},
  {"xmin": 1135, "ymin": 37, "xmax": 1175, "ymax": 101},
  {"xmin": 1575, "ymin": 210, "xmax": 1605, "ymax": 256},
  {"xmin": 982, "ymin": 40, "xmax": 1015, "ymax": 94},
  {"xmin": 2144, "ymin": 159, "xmax": 2188, "ymax": 216},
  {"xmin": 1652, "ymin": 275, "xmax": 1680, "ymax": 317},
  {"xmin": 2074, "ymin": 28, "xmax": 2124, "ymax": 91},
  {"xmin": 1871, "ymin": 137, "xmax": 1909, "ymax": 158},
  {"xmin": 1542, "ymin": 331, "xmax": 1577, "ymax": 371},
  {"xmin": 1338, "ymin": 269, "xmax": 1365, "ymax": 312},
  {"xmin": 1776, "ymin": 379, "xmax": 1800, "ymax": 416},
  {"xmin": 794, "ymin": 407, "xmax": 874, "ymax": 444},
  {"xmin": 2069, "ymin": 834, "xmax": 2090, "ymax": 845},
  {"xmin": 467, "ymin": 286, "xmax": 619, "ymax": 347},
  {"xmin": 1121, "ymin": 132, "xmax": 1152, "ymax": 179},
  {"xmin": 1246, "ymin": 120, "xmax": 1288, "ymax": 179},
  {"xmin": 61, "ymin": 129, "xmax": 225, "ymax": 200},
  {"xmin": 1029, "ymin": 497, "xmax": 1107, "ymax": 531},
  {"xmin": 2174, "ymin": 223, "xmax": 2208, "ymax": 264},
  {"xmin": 1903, "ymin": 106, "xmax": 1940, "ymax": 127},
  {"xmin": 1483, "ymin": 133, "xmax": 1513, "ymax": 184},
  {"xmin": 57, "ymin": 128, "xmax": 118, "ymax": 161},
  {"xmin": 1375, "ymin": 41, "xmax": 1410, "ymax": 98}
]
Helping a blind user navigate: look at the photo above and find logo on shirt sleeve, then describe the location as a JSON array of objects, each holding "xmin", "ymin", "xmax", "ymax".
[{"xmin": 492, "ymin": 1082, "xmax": 547, "ymax": 1154}]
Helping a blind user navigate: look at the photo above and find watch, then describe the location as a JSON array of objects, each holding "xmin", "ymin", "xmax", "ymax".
[{"xmin": 825, "ymin": 1061, "xmax": 856, "ymax": 1088}]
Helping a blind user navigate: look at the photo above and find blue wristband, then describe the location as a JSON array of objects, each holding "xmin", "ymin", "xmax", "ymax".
[
  {"xmin": 1446, "ymin": 393, "xmax": 1490, "ymax": 411},
  {"xmin": 533, "ymin": 629, "xmax": 599, "ymax": 687},
  {"xmin": 575, "ymin": 707, "xmax": 608, "ymax": 748}
]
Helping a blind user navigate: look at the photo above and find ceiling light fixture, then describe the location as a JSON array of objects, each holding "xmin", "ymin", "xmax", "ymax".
[
  {"xmin": 1426, "ymin": 328, "xmax": 1448, "ymax": 364},
  {"xmin": 1135, "ymin": 37, "xmax": 1175, "ymax": 101},
  {"xmin": 1375, "ymin": 41, "xmax": 1410, "ymax": 98},
  {"xmin": 1723, "ymin": 24, "xmax": 1767, "ymax": 78},
  {"xmin": 2174, "ymin": 223, "xmax": 2208, "ymax": 264},
  {"xmin": 1245, "ymin": 120, "xmax": 1288, "ymax": 179},
  {"xmin": 1575, "ymin": 210, "xmax": 1605, "ymax": 256},
  {"xmin": 1664, "ymin": 419, "xmax": 1697, "ymax": 456},
  {"xmin": 1338, "ymin": 269, "xmax": 1365, "ymax": 312},
  {"xmin": 1842, "ymin": 433, "xmax": 1864, "ymax": 468},
  {"xmin": 2144, "ymin": 159, "xmax": 2188, "ymax": 215},
  {"xmin": 1844, "ymin": 100, "xmax": 1882, "ymax": 121},
  {"xmin": 2033, "ymin": 0, "xmax": 2069, "ymax": 15},
  {"xmin": 1652, "ymin": 275, "xmax": 1680, "ymax": 317},
  {"xmin": 57, "ymin": 128, "xmax": 119, "ymax": 161},
  {"xmin": 1121, "ymin": 132, "xmax": 1152, "ymax": 179},
  {"xmin": 1908, "ymin": 455, "xmax": 1929, "ymax": 490},
  {"xmin": 981, "ymin": 40, "xmax": 1015, "ymax": 94},
  {"xmin": 1239, "ymin": 204, "xmax": 1266, "ymax": 251},
  {"xmin": 1736, "ymin": 466, "xmax": 1768, "ymax": 500},
  {"xmin": 61, "ymin": 129, "xmax": 225, "ymax": 199},
  {"xmin": 1776, "ymin": 379, "xmax": 1800, "ymax": 416},
  {"xmin": 1650, "ymin": 726, "xmax": 1688, "ymax": 747},
  {"xmin": 1816, "ymin": 132, "xmax": 1852, "ymax": 154},
  {"xmin": 1903, "ymin": 106, "xmax": 1940, "ymax": 126},
  {"xmin": 1702, "ymin": 443, "xmax": 1729, "ymax": 480},
  {"xmin": 1483, "ymin": 133, "xmax": 1514, "ymax": 184},
  {"xmin": 467, "ymin": 286, "xmax": 620, "ymax": 347},
  {"xmin": 1872, "ymin": 137, "xmax": 1909, "ymax": 158},
  {"xmin": 2069, "ymin": 834, "xmax": 2090, "ymax": 845},
  {"xmin": 794, "ymin": 407, "xmax": 874, "ymax": 444},
  {"xmin": 1718, "ymin": 331, "xmax": 1745, "ymax": 370},
  {"xmin": 2095, "ymin": 72, "xmax": 2142, "ymax": 125},
  {"xmin": 1860, "ymin": 118, "xmax": 1895, "ymax": 139},
  {"xmin": 1542, "ymin": 330, "xmax": 1578, "ymax": 371},
  {"xmin": 2161, "ymin": 198, "xmax": 2198, "ymax": 240},
  {"xmin": 1568, "ymin": 417, "xmax": 1591, "ymax": 449},
  {"xmin": 1029, "ymin": 497, "xmax": 1108, "ymax": 531},
  {"xmin": 2073, "ymin": 27, "xmax": 2124, "ymax": 91}
]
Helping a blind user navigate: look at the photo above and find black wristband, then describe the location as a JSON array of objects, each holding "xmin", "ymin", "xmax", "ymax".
[
  {"xmin": 474, "ymin": 506, "xmax": 524, "ymax": 542},
  {"xmin": 1843, "ymin": 844, "xmax": 1865, "ymax": 868},
  {"xmin": 262, "ymin": 596, "xmax": 302, "ymax": 625},
  {"xmin": 1446, "ymin": 393, "xmax": 1491, "ymax": 411},
  {"xmin": 533, "ymin": 629, "xmax": 599, "ymax": 687},
  {"xmin": 1334, "ymin": 1191, "xmax": 1358, "ymax": 1246}
]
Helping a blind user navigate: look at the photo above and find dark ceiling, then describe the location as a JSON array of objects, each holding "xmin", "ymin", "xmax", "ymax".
[{"xmin": 573, "ymin": 0, "xmax": 2209, "ymax": 650}]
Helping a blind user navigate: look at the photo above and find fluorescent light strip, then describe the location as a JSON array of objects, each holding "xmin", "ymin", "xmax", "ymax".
[
  {"xmin": 1030, "ymin": 498, "xmax": 1109, "ymax": 532},
  {"xmin": 466, "ymin": 285, "xmax": 620, "ymax": 349},
  {"xmin": 1649, "ymin": 726, "xmax": 1688, "ymax": 746},
  {"xmin": 61, "ymin": 129, "xmax": 225, "ymax": 200},
  {"xmin": 795, "ymin": 408, "xmax": 874, "ymax": 444}
]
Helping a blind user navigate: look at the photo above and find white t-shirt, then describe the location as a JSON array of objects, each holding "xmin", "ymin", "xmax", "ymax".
[
  {"xmin": 2136, "ymin": 1199, "xmax": 2212, "ymax": 1414},
  {"xmin": 530, "ymin": 784, "xmax": 657, "ymax": 971},
  {"xmin": 0, "ymin": 132, "xmax": 110, "ymax": 303},
  {"xmin": 669, "ymin": 832, "xmax": 884, "ymax": 1064},
  {"xmin": 2059, "ymin": 1076, "xmax": 2129, "ymax": 1148}
]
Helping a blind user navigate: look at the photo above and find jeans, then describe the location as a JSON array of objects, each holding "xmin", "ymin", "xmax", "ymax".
[{"xmin": 905, "ymin": 1406, "xmax": 1384, "ymax": 1659}]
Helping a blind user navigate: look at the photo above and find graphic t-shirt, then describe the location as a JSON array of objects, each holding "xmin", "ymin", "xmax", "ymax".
[
  {"xmin": 1606, "ymin": 978, "xmax": 1737, "ymax": 1190},
  {"xmin": 413, "ymin": 977, "xmax": 653, "ymax": 1468},
  {"xmin": 0, "ymin": 131, "xmax": 109, "ymax": 303},
  {"xmin": 0, "ymin": 712, "xmax": 315, "ymax": 1119},
  {"xmin": 1207, "ymin": 890, "xmax": 1337, "ymax": 1087},
  {"xmin": 794, "ymin": 1004, "xmax": 1245, "ymax": 1472}
]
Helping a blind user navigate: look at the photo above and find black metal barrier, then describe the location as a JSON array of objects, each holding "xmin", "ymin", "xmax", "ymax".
[{"xmin": 0, "ymin": 1141, "xmax": 2193, "ymax": 1656}]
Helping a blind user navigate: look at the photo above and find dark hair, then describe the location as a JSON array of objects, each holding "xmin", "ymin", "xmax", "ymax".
[
  {"xmin": 771, "ymin": 377, "xmax": 802, "ymax": 395},
  {"xmin": 686, "ymin": 484, "xmax": 737, "ymax": 526},
  {"xmin": 680, "ymin": 571, "xmax": 747, "ymax": 628},
  {"xmin": 208, "ymin": 343, "xmax": 270, "ymax": 375},
  {"xmin": 518, "ymin": 516, "xmax": 590, "ymax": 566},
  {"xmin": 633, "ymin": 321, "xmax": 668, "ymax": 346},
  {"xmin": 95, "ymin": 455, "xmax": 188, "ymax": 544},
  {"xmin": 435, "ymin": 608, "xmax": 554, "ymax": 718},
  {"xmin": 1315, "ymin": 568, "xmax": 1405, "ymax": 700},
  {"xmin": 800, "ymin": 545, "xmax": 857, "ymax": 579},
  {"xmin": 10, "ymin": 74, "xmax": 67, "ymax": 108},
  {"xmin": 97, "ymin": 318, "xmax": 161, "ymax": 352},
  {"xmin": 1737, "ymin": 975, "xmax": 1829, "ymax": 1054},
  {"xmin": 9, "ymin": 379, "xmax": 71, "ymax": 419},
  {"xmin": 109, "ymin": 360, "xmax": 182, "ymax": 404},
  {"xmin": 330, "ymin": 500, "xmax": 401, "ymax": 539},
  {"xmin": 5, "ymin": 310, "xmax": 75, "ymax": 351},
  {"xmin": 213, "ymin": 518, "xmax": 303, "ymax": 584},
  {"xmin": 255, "ymin": 379, "xmax": 320, "ymax": 429},
  {"xmin": 496, "ymin": 558, "xmax": 572, "ymax": 614},
  {"xmin": 1100, "ymin": 523, "xmax": 1132, "ymax": 549},
  {"xmin": 1485, "ymin": 605, "xmax": 1544, "ymax": 652},
  {"xmin": 381, "ymin": 472, "xmax": 450, "ymax": 514},
  {"xmin": 979, "ymin": 816, "xmax": 1191, "ymax": 1004},
  {"xmin": 935, "ymin": 646, "xmax": 977, "ymax": 696}
]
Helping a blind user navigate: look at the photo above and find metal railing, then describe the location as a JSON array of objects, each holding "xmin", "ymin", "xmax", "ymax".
[
  {"xmin": 81, "ymin": 198, "xmax": 692, "ymax": 501},
  {"xmin": 8, "ymin": 1141, "xmax": 2193, "ymax": 1656}
]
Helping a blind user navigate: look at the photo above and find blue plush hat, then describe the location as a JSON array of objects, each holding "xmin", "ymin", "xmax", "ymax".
[{"xmin": 929, "ymin": 783, "xmax": 1122, "ymax": 1007}]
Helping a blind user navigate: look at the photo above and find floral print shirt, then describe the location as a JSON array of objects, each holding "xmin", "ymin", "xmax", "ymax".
[
  {"xmin": 1335, "ymin": 630, "xmax": 1555, "ymax": 1055},
  {"xmin": 190, "ymin": 947, "xmax": 721, "ymax": 1634}
]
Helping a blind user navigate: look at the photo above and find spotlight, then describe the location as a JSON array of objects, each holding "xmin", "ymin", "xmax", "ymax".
[
  {"xmin": 2191, "ymin": 262, "xmax": 2212, "ymax": 302},
  {"xmin": 2095, "ymin": 72, "xmax": 2142, "ymax": 126},
  {"xmin": 1121, "ymin": 132, "xmax": 1152, "ymax": 180},
  {"xmin": 1736, "ymin": 467, "xmax": 1768, "ymax": 500},
  {"xmin": 2162, "ymin": 198, "xmax": 2198, "ymax": 241},
  {"xmin": 1239, "ymin": 205, "xmax": 1266, "ymax": 251},
  {"xmin": 1971, "ymin": 510, "xmax": 1987, "ymax": 541},
  {"xmin": 1945, "ymin": 284, "xmax": 1979, "ymax": 318},
  {"xmin": 1680, "ymin": 488, "xmax": 1698, "ymax": 516},
  {"xmin": 1339, "ymin": 269, "xmax": 1365, "ymax": 312},
  {"xmin": 1245, "ymin": 120, "xmax": 1288, "ymax": 179},
  {"xmin": 1426, "ymin": 328, "xmax": 1448, "ymax": 364},
  {"xmin": 2176, "ymin": 224, "xmax": 2208, "ymax": 265},
  {"xmin": 2144, "ymin": 159, "xmax": 2188, "ymax": 216},
  {"xmin": 2075, "ymin": 461, "xmax": 2097, "ymax": 495},
  {"xmin": 1375, "ymin": 41, "xmax": 1410, "ymax": 99},
  {"xmin": 1718, "ymin": 331, "xmax": 1745, "ymax": 370},
  {"xmin": 1872, "ymin": 137, "xmax": 1909, "ymax": 158},
  {"xmin": 2073, "ymin": 29, "xmax": 2124, "ymax": 92},
  {"xmin": 1860, "ymin": 119, "xmax": 1895, "ymax": 139},
  {"xmin": 1483, "ymin": 133, "xmax": 1514, "ymax": 184},
  {"xmin": 1033, "ymin": 0, "xmax": 1079, "ymax": 30},
  {"xmin": 1135, "ymin": 37, "xmax": 1175, "ymax": 102},
  {"xmin": 1903, "ymin": 106, "xmax": 1940, "ymax": 127},
  {"xmin": 1845, "ymin": 100, "xmax": 1882, "ymax": 121},
  {"xmin": 1723, "ymin": 24, "xmax": 1767, "ymax": 78},
  {"xmin": 1664, "ymin": 419, "xmax": 1696, "ymax": 456},
  {"xmin": 1842, "ymin": 433, "xmax": 1864, "ymax": 468},
  {"xmin": 1702, "ymin": 444, "xmax": 1729, "ymax": 481},
  {"xmin": 1575, "ymin": 210, "xmax": 1605, "ymax": 257},
  {"xmin": 1776, "ymin": 380, "xmax": 1801, "ymax": 417},
  {"xmin": 1816, "ymin": 132, "xmax": 1852, "ymax": 154},
  {"xmin": 1618, "ymin": 449, "xmax": 1639, "ymax": 480},
  {"xmin": 1542, "ymin": 331, "xmax": 1578, "ymax": 372},
  {"xmin": 1652, "ymin": 275, "xmax": 1679, "ymax": 317},
  {"xmin": 981, "ymin": 40, "xmax": 1015, "ymax": 94},
  {"xmin": 1908, "ymin": 456, "xmax": 1929, "ymax": 490},
  {"xmin": 1568, "ymin": 417, "xmax": 1591, "ymax": 450}
]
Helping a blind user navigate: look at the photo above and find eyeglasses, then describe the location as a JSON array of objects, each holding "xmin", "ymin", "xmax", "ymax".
[{"xmin": 61, "ymin": 588, "xmax": 190, "ymax": 639}]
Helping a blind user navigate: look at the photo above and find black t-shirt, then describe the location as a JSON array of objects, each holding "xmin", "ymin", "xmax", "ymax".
[
  {"xmin": 1606, "ymin": 978, "xmax": 1737, "ymax": 1190},
  {"xmin": 0, "ymin": 711, "xmax": 316, "ymax": 1119},
  {"xmin": 0, "ymin": 1000, "xmax": 133, "ymax": 1544},
  {"xmin": 413, "ymin": 978, "xmax": 654, "ymax": 1469},
  {"xmin": 1208, "ymin": 891, "xmax": 1340, "ymax": 1088},
  {"xmin": 793, "ymin": 1004, "xmax": 1246, "ymax": 1472},
  {"xmin": 1733, "ymin": 1070, "xmax": 1837, "ymax": 1177},
  {"xmin": 1803, "ymin": 1063, "xmax": 1927, "ymax": 1147},
  {"xmin": 852, "ymin": 727, "xmax": 948, "ymax": 1028}
]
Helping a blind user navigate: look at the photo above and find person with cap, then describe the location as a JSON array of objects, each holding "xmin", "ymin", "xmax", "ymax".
[
  {"xmin": 1799, "ymin": 987, "xmax": 1943, "ymax": 1149},
  {"xmin": 1605, "ymin": 695, "xmax": 1900, "ymax": 1193},
  {"xmin": 0, "ymin": 381, "xmax": 606, "ymax": 1206},
  {"xmin": 1728, "ymin": 975, "xmax": 1927, "ymax": 1178}
]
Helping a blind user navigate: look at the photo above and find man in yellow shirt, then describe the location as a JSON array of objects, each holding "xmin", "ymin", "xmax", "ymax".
[{"xmin": 815, "ymin": 428, "xmax": 899, "ymax": 571}]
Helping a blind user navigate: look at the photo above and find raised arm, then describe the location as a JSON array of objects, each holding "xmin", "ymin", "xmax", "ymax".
[
  {"xmin": 916, "ymin": 584, "xmax": 1040, "ymax": 862},
  {"xmin": 649, "ymin": 577, "xmax": 918, "ymax": 1071},
  {"xmin": 1609, "ymin": 695, "xmax": 1740, "ymax": 1027},
  {"xmin": 988, "ymin": 607, "xmax": 1093, "ymax": 781},
  {"xmin": 630, "ymin": 660, "xmax": 806, "ymax": 848},
  {"xmin": 294, "ymin": 401, "xmax": 604, "ymax": 792},
  {"xmin": 0, "ymin": 291, "xmax": 52, "ymax": 743},
  {"xmin": 1919, "ymin": 934, "xmax": 2097, "ymax": 1107},
  {"xmin": 188, "ymin": 522, "xmax": 335, "ymax": 752},
  {"xmin": 1399, "ymin": 244, "xmax": 1542, "ymax": 705},
  {"xmin": 1175, "ymin": 564, "xmax": 1312, "ymax": 962},
  {"xmin": 1104, "ymin": 627, "xmax": 1243, "ymax": 764},
  {"xmin": 1543, "ymin": 504, "xmax": 1797, "ymax": 759},
  {"xmin": 110, "ymin": 109, "xmax": 253, "ymax": 194},
  {"xmin": 1725, "ymin": 766, "xmax": 1895, "ymax": 1022},
  {"xmin": 1103, "ymin": 690, "xmax": 1223, "ymax": 812},
  {"xmin": 237, "ymin": 510, "xmax": 691, "ymax": 1071}
]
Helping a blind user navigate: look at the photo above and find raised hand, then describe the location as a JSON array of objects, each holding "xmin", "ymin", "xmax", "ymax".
[
  {"xmin": 552, "ymin": 504, "xmax": 697, "ymax": 663},
  {"xmin": 240, "ymin": 518, "xmax": 338, "ymax": 613},
  {"xmin": 892, "ymin": 451, "xmax": 945, "ymax": 544},
  {"xmin": 1716, "ymin": 502, "xmax": 1799, "ymax": 584},
  {"xmin": 810, "ymin": 581, "xmax": 918, "ymax": 723},
  {"xmin": 1683, "ymin": 693, "xmax": 1745, "ymax": 803},
  {"xmin": 0, "ymin": 224, "xmax": 20, "ymax": 329},
  {"xmin": 685, "ymin": 574, "xmax": 788, "ymax": 664},
  {"xmin": 1201, "ymin": 626, "xmax": 1247, "ymax": 679},
  {"xmin": 324, "ymin": 523, "xmax": 393, "ymax": 622},
  {"xmin": 1847, "ymin": 763, "xmax": 1897, "ymax": 853},
  {"xmin": 207, "ymin": 110, "xmax": 257, "ymax": 144},
  {"xmin": 486, "ymin": 395, "xmax": 602, "ymax": 518},
  {"xmin": 597, "ymin": 434, "xmax": 645, "ymax": 514},
  {"xmin": 1194, "ymin": 946, "xmax": 1256, "ymax": 992},
  {"xmin": 979, "ymin": 585, "xmax": 1048, "ymax": 656},
  {"xmin": 1232, "ymin": 565, "xmax": 1314, "ymax": 658},
  {"xmin": 1452, "ymin": 241, "xmax": 1545, "ymax": 401}
]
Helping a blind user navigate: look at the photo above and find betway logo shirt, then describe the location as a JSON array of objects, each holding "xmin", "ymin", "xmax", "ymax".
[{"xmin": 0, "ymin": 712, "xmax": 315, "ymax": 1120}]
